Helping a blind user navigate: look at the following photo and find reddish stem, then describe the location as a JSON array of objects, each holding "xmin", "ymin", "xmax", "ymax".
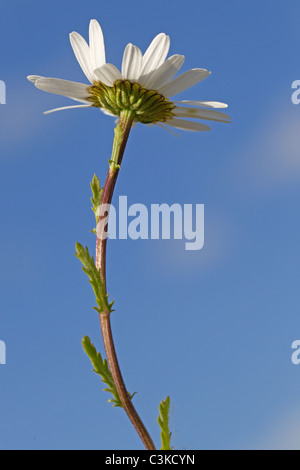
[{"xmin": 95, "ymin": 112, "xmax": 156, "ymax": 450}]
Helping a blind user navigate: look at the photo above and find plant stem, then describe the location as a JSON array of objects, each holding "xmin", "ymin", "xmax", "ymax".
[{"xmin": 95, "ymin": 110, "xmax": 156, "ymax": 451}]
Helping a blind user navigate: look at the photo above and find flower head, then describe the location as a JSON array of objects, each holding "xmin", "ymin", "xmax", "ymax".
[{"xmin": 28, "ymin": 20, "xmax": 230, "ymax": 132}]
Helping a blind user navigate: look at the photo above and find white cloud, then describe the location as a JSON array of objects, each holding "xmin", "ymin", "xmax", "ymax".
[
  {"xmin": 146, "ymin": 210, "xmax": 235, "ymax": 274},
  {"xmin": 255, "ymin": 406, "xmax": 300, "ymax": 450},
  {"xmin": 232, "ymin": 100, "xmax": 300, "ymax": 192},
  {"xmin": 0, "ymin": 88, "xmax": 45, "ymax": 148}
]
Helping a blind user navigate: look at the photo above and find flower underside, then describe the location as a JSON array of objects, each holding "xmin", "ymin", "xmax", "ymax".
[{"xmin": 89, "ymin": 79, "xmax": 175, "ymax": 124}]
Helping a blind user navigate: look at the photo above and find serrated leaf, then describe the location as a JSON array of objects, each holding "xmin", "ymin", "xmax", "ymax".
[
  {"xmin": 158, "ymin": 396, "xmax": 172, "ymax": 450},
  {"xmin": 91, "ymin": 174, "xmax": 103, "ymax": 226},
  {"xmin": 75, "ymin": 242, "xmax": 114, "ymax": 314},
  {"xmin": 82, "ymin": 336, "xmax": 136, "ymax": 408}
]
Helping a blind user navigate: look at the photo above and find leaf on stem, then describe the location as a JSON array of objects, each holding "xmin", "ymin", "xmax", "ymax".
[
  {"xmin": 158, "ymin": 396, "xmax": 172, "ymax": 450},
  {"xmin": 75, "ymin": 242, "xmax": 114, "ymax": 314},
  {"xmin": 91, "ymin": 174, "xmax": 103, "ymax": 231},
  {"xmin": 82, "ymin": 336, "xmax": 136, "ymax": 407}
]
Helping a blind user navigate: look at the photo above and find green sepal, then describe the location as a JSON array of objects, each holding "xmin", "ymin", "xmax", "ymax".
[
  {"xmin": 82, "ymin": 336, "xmax": 136, "ymax": 408},
  {"xmin": 158, "ymin": 396, "xmax": 172, "ymax": 450},
  {"xmin": 75, "ymin": 242, "xmax": 114, "ymax": 314}
]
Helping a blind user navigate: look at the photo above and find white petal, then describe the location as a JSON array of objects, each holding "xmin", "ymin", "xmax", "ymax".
[
  {"xmin": 89, "ymin": 19, "xmax": 106, "ymax": 70},
  {"xmin": 44, "ymin": 104, "xmax": 92, "ymax": 114},
  {"xmin": 101, "ymin": 108, "xmax": 117, "ymax": 117},
  {"xmin": 174, "ymin": 106, "xmax": 231, "ymax": 122},
  {"xmin": 28, "ymin": 75, "xmax": 90, "ymax": 104},
  {"xmin": 141, "ymin": 33, "xmax": 170, "ymax": 77},
  {"xmin": 121, "ymin": 44, "xmax": 143, "ymax": 81},
  {"xmin": 72, "ymin": 98, "xmax": 94, "ymax": 104},
  {"xmin": 144, "ymin": 54, "xmax": 185, "ymax": 90},
  {"xmin": 94, "ymin": 63, "xmax": 122, "ymax": 86},
  {"xmin": 155, "ymin": 122, "xmax": 179, "ymax": 136},
  {"xmin": 159, "ymin": 69, "xmax": 211, "ymax": 97},
  {"xmin": 70, "ymin": 31, "xmax": 95, "ymax": 83},
  {"xmin": 164, "ymin": 118, "xmax": 211, "ymax": 132},
  {"xmin": 34, "ymin": 78, "xmax": 91, "ymax": 100},
  {"xmin": 175, "ymin": 100, "xmax": 228, "ymax": 109},
  {"xmin": 27, "ymin": 75, "xmax": 43, "ymax": 84}
]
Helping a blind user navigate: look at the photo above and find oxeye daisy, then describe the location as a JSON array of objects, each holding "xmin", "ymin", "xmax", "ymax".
[
  {"xmin": 27, "ymin": 19, "xmax": 230, "ymax": 132},
  {"xmin": 27, "ymin": 19, "xmax": 231, "ymax": 451}
]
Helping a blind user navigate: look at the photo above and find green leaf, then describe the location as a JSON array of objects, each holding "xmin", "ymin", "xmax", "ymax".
[
  {"xmin": 158, "ymin": 396, "xmax": 172, "ymax": 450},
  {"xmin": 91, "ymin": 174, "xmax": 103, "ymax": 226},
  {"xmin": 82, "ymin": 336, "xmax": 136, "ymax": 408},
  {"xmin": 75, "ymin": 242, "xmax": 114, "ymax": 314}
]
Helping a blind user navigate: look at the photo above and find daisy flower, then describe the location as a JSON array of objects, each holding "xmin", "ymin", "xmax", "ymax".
[{"xmin": 28, "ymin": 19, "xmax": 230, "ymax": 132}]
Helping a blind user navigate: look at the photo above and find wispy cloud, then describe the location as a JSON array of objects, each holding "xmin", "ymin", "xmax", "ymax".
[
  {"xmin": 232, "ymin": 100, "xmax": 300, "ymax": 193},
  {"xmin": 255, "ymin": 406, "xmax": 300, "ymax": 450},
  {"xmin": 147, "ymin": 210, "xmax": 235, "ymax": 274},
  {"xmin": 0, "ymin": 86, "xmax": 45, "ymax": 149}
]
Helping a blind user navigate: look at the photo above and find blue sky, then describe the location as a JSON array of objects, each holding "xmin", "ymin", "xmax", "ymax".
[{"xmin": 1, "ymin": 0, "xmax": 300, "ymax": 450}]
